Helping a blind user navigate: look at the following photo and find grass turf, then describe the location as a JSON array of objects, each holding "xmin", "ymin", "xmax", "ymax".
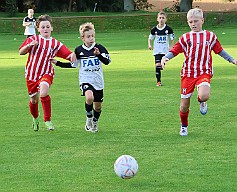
[{"xmin": 0, "ymin": 28, "xmax": 237, "ymax": 191}]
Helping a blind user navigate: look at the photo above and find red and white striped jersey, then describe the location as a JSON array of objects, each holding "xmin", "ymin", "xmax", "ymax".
[
  {"xmin": 19, "ymin": 35, "xmax": 72, "ymax": 81},
  {"xmin": 170, "ymin": 30, "xmax": 223, "ymax": 78}
]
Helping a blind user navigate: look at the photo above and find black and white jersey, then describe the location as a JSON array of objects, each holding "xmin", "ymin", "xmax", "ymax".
[
  {"xmin": 23, "ymin": 16, "xmax": 36, "ymax": 36},
  {"xmin": 149, "ymin": 24, "xmax": 175, "ymax": 55},
  {"xmin": 72, "ymin": 43, "xmax": 111, "ymax": 90}
]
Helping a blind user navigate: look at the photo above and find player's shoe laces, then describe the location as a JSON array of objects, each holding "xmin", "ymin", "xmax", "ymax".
[
  {"xmin": 156, "ymin": 81, "xmax": 162, "ymax": 86},
  {"xmin": 85, "ymin": 117, "xmax": 93, "ymax": 131},
  {"xmin": 32, "ymin": 118, "xmax": 39, "ymax": 131},
  {"xmin": 45, "ymin": 121, "xmax": 55, "ymax": 131},
  {"xmin": 91, "ymin": 120, "xmax": 98, "ymax": 133},
  {"xmin": 179, "ymin": 126, "xmax": 188, "ymax": 136},
  {"xmin": 200, "ymin": 102, "xmax": 208, "ymax": 115}
]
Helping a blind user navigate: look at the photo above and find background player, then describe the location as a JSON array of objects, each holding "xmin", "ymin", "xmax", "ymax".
[
  {"xmin": 51, "ymin": 22, "xmax": 111, "ymax": 133},
  {"xmin": 23, "ymin": 9, "xmax": 36, "ymax": 38},
  {"xmin": 161, "ymin": 8, "xmax": 237, "ymax": 136},
  {"xmin": 19, "ymin": 15, "xmax": 75, "ymax": 131},
  {"xmin": 148, "ymin": 11, "xmax": 175, "ymax": 86}
]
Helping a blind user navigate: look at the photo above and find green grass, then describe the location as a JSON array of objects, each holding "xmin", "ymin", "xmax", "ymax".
[{"xmin": 0, "ymin": 28, "xmax": 237, "ymax": 191}]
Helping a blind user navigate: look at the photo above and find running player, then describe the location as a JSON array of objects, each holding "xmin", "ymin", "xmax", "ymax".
[
  {"xmin": 51, "ymin": 22, "xmax": 111, "ymax": 133},
  {"xmin": 19, "ymin": 15, "xmax": 75, "ymax": 131},
  {"xmin": 161, "ymin": 8, "xmax": 237, "ymax": 136}
]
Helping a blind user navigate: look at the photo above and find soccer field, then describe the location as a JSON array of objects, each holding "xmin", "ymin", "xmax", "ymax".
[{"xmin": 0, "ymin": 29, "xmax": 237, "ymax": 191}]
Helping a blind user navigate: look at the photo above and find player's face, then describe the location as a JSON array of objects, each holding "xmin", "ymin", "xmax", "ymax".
[
  {"xmin": 28, "ymin": 9, "xmax": 34, "ymax": 17},
  {"xmin": 157, "ymin": 14, "xmax": 167, "ymax": 26},
  {"xmin": 81, "ymin": 30, "xmax": 95, "ymax": 47},
  {"xmin": 187, "ymin": 16, "xmax": 204, "ymax": 32},
  {"xmin": 37, "ymin": 21, "xmax": 53, "ymax": 39}
]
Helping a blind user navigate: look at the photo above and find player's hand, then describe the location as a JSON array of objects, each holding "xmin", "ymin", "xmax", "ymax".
[
  {"xmin": 49, "ymin": 58, "xmax": 57, "ymax": 64},
  {"xmin": 94, "ymin": 47, "xmax": 100, "ymax": 55},
  {"xmin": 161, "ymin": 57, "xmax": 169, "ymax": 69},
  {"xmin": 67, "ymin": 52, "xmax": 76, "ymax": 62},
  {"xmin": 29, "ymin": 40, "xmax": 38, "ymax": 47},
  {"xmin": 148, "ymin": 45, "xmax": 153, "ymax": 50},
  {"xmin": 232, "ymin": 59, "xmax": 237, "ymax": 65}
]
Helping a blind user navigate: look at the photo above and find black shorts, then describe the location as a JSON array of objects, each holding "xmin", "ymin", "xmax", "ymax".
[
  {"xmin": 80, "ymin": 83, "xmax": 104, "ymax": 102},
  {"xmin": 155, "ymin": 54, "xmax": 165, "ymax": 69}
]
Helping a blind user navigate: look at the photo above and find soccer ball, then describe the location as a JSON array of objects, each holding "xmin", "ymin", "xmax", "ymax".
[{"xmin": 114, "ymin": 155, "xmax": 138, "ymax": 179}]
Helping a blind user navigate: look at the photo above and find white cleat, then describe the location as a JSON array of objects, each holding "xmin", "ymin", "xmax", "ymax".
[
  {"xmin": 85, "ymin": 117, "xmax": 93, "ymax": 132},
  {"xmin": 200, "ymin": 102, "xmax": 208, "ymax": 115},
  {"xmin": 179, "ymin": 126, "xmax": 188, "ymax": 136},
  {"xmin": 91, "ymin": 121, "xmax": 98, "ymax": 133}
]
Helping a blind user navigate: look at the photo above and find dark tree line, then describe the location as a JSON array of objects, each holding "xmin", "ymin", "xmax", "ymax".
[
  {"xmin": 1, "ymin": 0, "xmax": 126, "ymax": 13},
  {"xmin": 0, "ymin": 0, "xmax": 195, "ymax": 15}
]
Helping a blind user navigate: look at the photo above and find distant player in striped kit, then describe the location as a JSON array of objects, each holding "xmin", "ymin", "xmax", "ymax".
[
  {"xmin": 19, "ymin": 15, "xmax": 75, "ymax": 131},
  {"xmin": 51, "ymin": 22, "xmax": 111, "ymax": 133},
  {"xmin": 148, "ymin": 11, "xmax": 175, "ymax": 86},
  {"xmin": 161, "ymin": 8, "xmax": 237, "ymax": 136}
]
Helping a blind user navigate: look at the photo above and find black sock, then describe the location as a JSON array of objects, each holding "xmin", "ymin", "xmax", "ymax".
[
  {"xmin": 85, "ymin": 103, "xmax": 93, "ymax": 118},
  {"xmin": 156, "ymin": 67, "xmax": 161, "ymax": 82},
  {"xmin": 93, "ymin": 110, "xmax": 101, "ymax": 121}
]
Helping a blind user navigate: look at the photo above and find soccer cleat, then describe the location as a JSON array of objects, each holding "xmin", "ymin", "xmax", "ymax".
[
  {"xmin": 200, "ymin": 102, "xmax": 208, "ymax": 115},
  {"xmin": 156, "ymin": 82, "xmax": 162, "ymax": 86},
  {"xmin": 85, "ymin": 117, "xmax": 93, "ymax": 132},
  {"xmin": 45, "ymin": 121, "xmax": 55, "ymax": 131},
  {"xmin": 91, "ymin": 120, "xmax": 98, "ymax": 133},
  {"xmin": 32, "ymin": 118, "xmax": 39, "ymax": 131},
  {"xmin": 179, "ymin": 126, "xmax": 188, "ymax": 136}
]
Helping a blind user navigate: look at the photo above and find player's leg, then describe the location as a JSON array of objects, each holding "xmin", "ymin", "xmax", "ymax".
[
  {"xmin": 92, "ymin": 102, "xmax": 102, "ymax": 133},
  {"xmin": 84, "ymin": 89, "xmax": 94, "ymax": 131},
  {"xmin": 91, "ymin": 90, "xmax": 103, "ymax": 133},
  {"xmin": 155, "ymin": 54, "xmax": 164, "ymax": 86},
  {"xmin": 179, "ymin": 98, "xmax": 191, "ymax": 136},
  {"xmin": 30, "ymin": 94, "xmax": 40, "ymax": 131},
  {"xmin": 179, "ymin": 76, "xmax": 195, "ymax": 136},
  {"xmin": 196, "ymin": 74, "xmax": 211, "ymax": 115},
  {"xmin": 39, "ymin": 75, "xmax": 54, "ymax": 130},
  {"xmin": 155, "ymin": 66, "xmax": 162, "ymax": 86},
  {"xmin": 27, "ymin": 80, "xmax": 40, "ymax": 131}
]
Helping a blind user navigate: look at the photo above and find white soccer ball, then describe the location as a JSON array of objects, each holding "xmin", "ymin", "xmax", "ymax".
[{"xmin": 114, "ymin": 155, "xmax": 138, "ymax": 179}]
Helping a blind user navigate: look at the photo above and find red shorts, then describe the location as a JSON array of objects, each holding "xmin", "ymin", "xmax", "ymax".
[
  {"xmin": 26, "ymin": 74, "xmax": 53, "ymax": 97},
  {"xmin": 181, "ymin": 74, "xmax": 212, "ymax": 99}
]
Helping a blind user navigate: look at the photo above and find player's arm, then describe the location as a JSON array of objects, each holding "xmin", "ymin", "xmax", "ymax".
[
  {"xmin": 94, "ymin": 46, "xmax": 111, "ymax": 65},
  {"xmin": 22, "ymin": 18, "xmax": 31, "ymax": 27},
  {"xmin": 56, "ymin": 61, "xmax": 76, "ymax": 68},
  {"xmin": 218, "ymin": 50, "xmax": 237, "ymax": 65},
  {"xmin": 50, "ymin": 58, "xmax": 76, "ymax": 68},
  {"xmin": 161, "ymin": 52, "xmax": 175, "ymax": 69},
  {"xmin": 169, "ymin": 32, "xmax": 175, "ymax": 50},
  {"xmin": 148, "ymin": 34, "xmax": 154, "ymax": 50},
  {"xmin": 19, "ymin": 40, "xmax": 38, "ymax": 55}
]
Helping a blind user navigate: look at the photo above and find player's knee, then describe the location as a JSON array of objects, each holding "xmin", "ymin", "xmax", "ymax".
[
  {"xmin": 86, "ymin": 96, "xmax": 94, "ymax": 104},
  {"xmin": 198, "ymin": 94, "xmax": 210, "ymax": 102},
  {"xmin": 40, "ymin": 91, "xmax": 48, "ymax": 97},
  {"xmin": 94, "ymin": 106, "xmax": 102, "ymax": 112},
  {"xmin": 30, "ymin": 97, "xmax": 38, "ymax": 104}
]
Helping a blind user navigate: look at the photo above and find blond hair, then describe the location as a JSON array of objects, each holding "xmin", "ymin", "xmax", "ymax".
[
  {"xmin": 187, "ymin": 8, "xmax": 203, "ymax": 19},
  {"xmin": 158, "ymin": 11, "xmax": 167, "ymax": 18},
  {"xmin": 79, "ymin": 22, "xmax": 95, "ymax": 37}
]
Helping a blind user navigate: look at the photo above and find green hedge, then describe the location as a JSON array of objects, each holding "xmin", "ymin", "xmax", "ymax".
[{"xmin": 0, "ymin": 12, "xmax": 236, "ymax": 34}]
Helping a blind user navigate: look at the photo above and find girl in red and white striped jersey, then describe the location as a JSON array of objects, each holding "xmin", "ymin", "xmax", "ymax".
[
  {"xmin": 19, "ymin": 14, "xmax": 75, "ymax": 131},
  {"xmin": 161, "ymin": 8, "xmax": 237, "ymax": 136}
]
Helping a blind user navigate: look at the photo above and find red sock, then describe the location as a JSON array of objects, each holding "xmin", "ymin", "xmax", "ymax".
[
  {"xmin": 197, "ymin": 96, "xmax": 202, "ymax": 103},
  {"xmin": 40, "ymin": 95, "xmax": 51, "ymax": 122},
  {"xmin": 29, "ymin": 101, "xmax": 39, "ymax": 119},
  {"xmin": 180, "ymin": 110, "xmax": 189, "ymax": 127}
]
